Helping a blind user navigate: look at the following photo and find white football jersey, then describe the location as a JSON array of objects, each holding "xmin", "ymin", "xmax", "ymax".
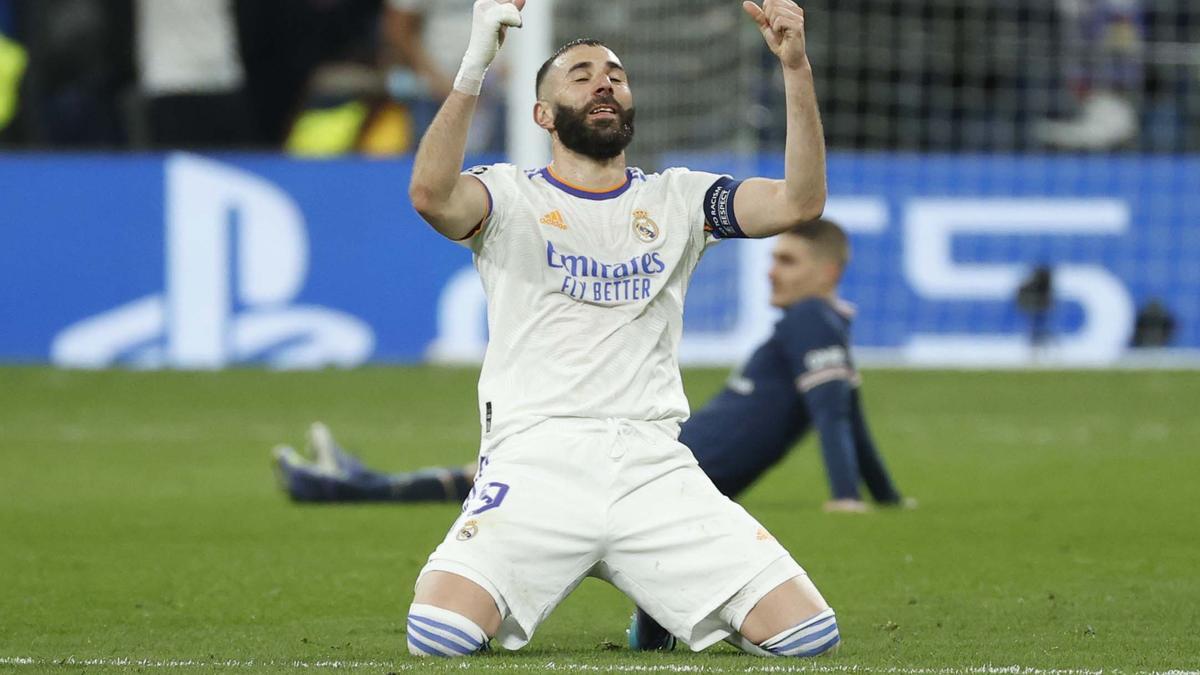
[{"xmin": 457, "ymin": 163, "xmax": 738, "ymax": 447}]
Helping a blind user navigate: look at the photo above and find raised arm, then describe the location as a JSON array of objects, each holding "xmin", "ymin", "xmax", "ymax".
[
  {"xmin": 733, "ymin": 0, "xmax": 827, "ymax": 238},
  {"xmin": 407, "ymin": 0, "xmax": 523, "ymax": 240},
  {"xmin": 409, "ymin": 92, "xmax": 492, "ymax": 239}
]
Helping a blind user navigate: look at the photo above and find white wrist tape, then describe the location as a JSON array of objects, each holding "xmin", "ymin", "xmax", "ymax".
[{"xmin": 454, "ymin": 0, "xmax": 523, "ymax": 95}]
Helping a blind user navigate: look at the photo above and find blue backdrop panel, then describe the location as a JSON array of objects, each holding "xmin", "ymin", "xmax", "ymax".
[
  {"xmin": 0, "ymin": 154, "xmax": 480, "ymax": 365},
  {"xmin": 674, "ymin": 153, "xmax": 1200, "ymax": 360},
  {"xmin": 1, "ymin": 152, "xmax": 1196, "ymax": 366}
]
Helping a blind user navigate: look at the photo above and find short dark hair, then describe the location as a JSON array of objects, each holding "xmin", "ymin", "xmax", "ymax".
[
  {"xmin": 535, "ymin": 38, "xmax": 609, "ymax": 98},
  {"xmin": 785, "ymin": 218, "xmax": 850, "ymax": 269}
]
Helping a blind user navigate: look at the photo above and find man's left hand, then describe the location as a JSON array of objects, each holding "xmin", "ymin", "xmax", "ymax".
[{"xmin": 742, "ymin": 0, "xmax": 809, "ymax": 71}]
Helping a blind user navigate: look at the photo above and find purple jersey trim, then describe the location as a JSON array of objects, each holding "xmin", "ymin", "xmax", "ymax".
[
  {"xmin": 537, "ymin": 167, "xmax": 637, "ymax": 200},
  {"xmin": 454, "ymin": 174, "xmax": 494, "ymax": 241}
]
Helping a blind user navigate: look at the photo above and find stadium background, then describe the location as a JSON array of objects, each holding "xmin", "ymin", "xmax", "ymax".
[
  {"xmin": 1, "ymin": 0, "xmax": 1198, "ymax": 369},
  {"xmin": 1, "ymin": 1, "xmax": 1199, "ymax": 672}
]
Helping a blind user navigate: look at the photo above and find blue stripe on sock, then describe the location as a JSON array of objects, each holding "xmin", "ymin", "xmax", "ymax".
[
  {"xmin": 791, "ymin": 634, "xmax": 840, "ymax": 657},
  {"xmin": 406, "ymin": 620, "xmax": 475, "ymax": 656},
  {"xmin": 408, "ymin": 612, "xmax": 483, "ymax": 647},
  {"xmin": 773, "ymin": 621, "xmax": 840, "ymax": 654},
  {"xmin": 406, "ymin": 630, "xmax": 452, "ymax": 657}
]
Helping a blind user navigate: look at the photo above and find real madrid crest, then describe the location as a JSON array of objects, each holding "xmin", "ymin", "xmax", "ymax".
[
  {"xmin": 456, "ymin": 519, "xmax": 479, "ymax": 541},
  {"xmin": 632, "ymin": 210, "xmax": 659, "ymax": 243}
]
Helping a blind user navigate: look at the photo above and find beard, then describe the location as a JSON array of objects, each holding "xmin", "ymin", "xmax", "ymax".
[{"xmin": 553, "ymin": 96, "xmax": 635, "ymax": 160}]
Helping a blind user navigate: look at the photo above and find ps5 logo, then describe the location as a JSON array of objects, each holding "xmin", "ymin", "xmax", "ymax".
[{"xmin": 52, "ymin": 154, "xmax": 374, "ymax": 369}]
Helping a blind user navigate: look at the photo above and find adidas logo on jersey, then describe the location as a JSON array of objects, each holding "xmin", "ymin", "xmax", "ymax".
[{"xmin": 540, "ymin": 210, "xmax": 568, "ymax": 230}]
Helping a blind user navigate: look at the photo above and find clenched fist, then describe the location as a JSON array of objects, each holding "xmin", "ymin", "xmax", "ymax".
[{"xmin": 455, "ymin": 0, "xmax": 526, "ymax": 95}]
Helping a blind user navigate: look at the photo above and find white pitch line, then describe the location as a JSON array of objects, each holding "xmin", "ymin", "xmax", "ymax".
[{"xmin": 0, "ymin": 657, "xmax": 1196, "ymax": 674}]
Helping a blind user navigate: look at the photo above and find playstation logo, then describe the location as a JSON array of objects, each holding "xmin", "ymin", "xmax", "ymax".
[{"xmin": 52, "ymin": 154, "xmax": 374, "ymax": 369}]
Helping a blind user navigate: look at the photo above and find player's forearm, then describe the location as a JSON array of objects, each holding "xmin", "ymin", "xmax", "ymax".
[
  {"xmin": 807, "ymin": 384, "xmax": 861, "ymax": 500},
  {"xmin": 817, "ymin": 420, "xmax": 861, "ymax": 500},
  {"xmin": 409, "ymin": 92, "xmax": 478, "ymax": 219},
  {"xmin": 780, "ymin": 61, "xmax": 827, "ymax": 221}
]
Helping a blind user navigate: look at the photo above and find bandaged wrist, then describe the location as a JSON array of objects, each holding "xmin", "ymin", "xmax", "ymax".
[
  {"xmin": 453, "ymin": 0, "xmax": 521, "ymax": 96},
  {"xmin": 453, "ymin": 60, "xmax": 488, "ymax": 96}
]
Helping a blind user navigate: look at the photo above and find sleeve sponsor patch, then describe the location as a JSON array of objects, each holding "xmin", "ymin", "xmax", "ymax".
[
  {"xmin": 703, "ymin": 176, "xmax": 745, "ymax": 239},
  {"xmin": 803, "ymin": 345, "xmax": 848, "ymax": 372},
  {"xmin": 796, "ymin": 346, "xmax": 855, "ymax": 391}
]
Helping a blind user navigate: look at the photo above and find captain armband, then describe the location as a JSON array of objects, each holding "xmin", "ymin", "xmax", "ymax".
[{"xmin": 703, "ymin": 176, "xmax": 746, "ymax": 239}]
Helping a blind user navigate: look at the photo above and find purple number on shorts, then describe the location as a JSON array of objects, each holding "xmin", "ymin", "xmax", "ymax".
[{"xmin": 465, "ymin": 481, "xmax": 509, "ymax": 515}]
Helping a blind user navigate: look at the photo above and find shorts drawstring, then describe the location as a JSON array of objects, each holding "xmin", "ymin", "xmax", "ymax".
[{"xmin": 606, "ymin": 417, "xmax": 629, "ymax": 459}]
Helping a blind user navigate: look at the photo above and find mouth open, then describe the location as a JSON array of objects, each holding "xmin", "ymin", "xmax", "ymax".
[{"xmin": 588, "ymin": 104, "xmax": 619, "ymax": 120}]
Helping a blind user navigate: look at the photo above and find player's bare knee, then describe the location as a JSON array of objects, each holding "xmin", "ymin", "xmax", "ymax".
[
  {"xmin": 406, "ymin": 603, "xmax": 491, "ymax": 657},
  {"xmin": 409, "ymin": 571, "xmax": 502, "ymax": 656},
  {"xmin": 736, "ymin": 575, "xmax": 839, "ymax": 657},
  {"xmin": 408, "ymin": 572, "xmax": 498, "ymax": 658},
  {"xmin": 739, "ymin": 575, "xmax": 828, "ymax": 643},
  {"xmin": 412, "ymin": 570, "xmax": 503, "ymax": 634}
]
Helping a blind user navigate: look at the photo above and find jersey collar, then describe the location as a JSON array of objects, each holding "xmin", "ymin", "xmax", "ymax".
[{"xmin": 538, "ymin": 165, "xmax": 634, "ymax": 200}]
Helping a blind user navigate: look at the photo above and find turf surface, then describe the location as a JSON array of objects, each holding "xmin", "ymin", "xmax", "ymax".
[{"xmin": 1, "ymin": 366, "xmax": 1197, "ymax": 673}]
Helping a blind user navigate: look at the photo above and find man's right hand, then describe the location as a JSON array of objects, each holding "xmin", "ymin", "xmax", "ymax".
[{"xmin": 455, "ymin": 0, "xmax": 526, "ymax": 95}]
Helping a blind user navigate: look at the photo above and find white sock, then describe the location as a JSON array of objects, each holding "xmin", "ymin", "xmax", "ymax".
[
  {"xmin": 759, "ymin": 607, "xmax": 840, "ymax": 657},
  {"xmin": 406, "ymin": 603, "xmax": 489, "ymax": 657}
]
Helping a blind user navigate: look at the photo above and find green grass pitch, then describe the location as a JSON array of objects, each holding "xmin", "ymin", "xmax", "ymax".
[{"xmin": 1, "ymin": 366, "xmax": 1197, "ymax": 673}]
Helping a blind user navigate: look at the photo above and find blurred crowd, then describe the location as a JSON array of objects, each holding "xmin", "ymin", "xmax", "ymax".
[
  {"xmin": 0, "ymin": 0, "xmax": 1195, "ymax": 154},
  {"xmin": 0, "ymin": 0, "xmax": 503, "ymax": 154}
]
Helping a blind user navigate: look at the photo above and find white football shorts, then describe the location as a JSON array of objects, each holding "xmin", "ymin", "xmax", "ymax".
[{"xmin": 416, "ymin": 417, "xmax": 808, "ymax": 651}]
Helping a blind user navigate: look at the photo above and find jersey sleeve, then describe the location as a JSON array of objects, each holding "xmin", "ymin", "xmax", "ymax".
[
  {"xmin": 664, "ymin": 168, "xmax": 746, "ymax": 254},
  {"xmin": 452, "ymin": 163, "xmax": 517, "ymax": 253},
  {"xmin": 700, "ymin": 175, "xmax": 746, "ymax": 242},
  {"xmin": 776, "ymin": 303, "xmax": 855, "ymax": 393},
  {"xmin": 777, "ymin": 303, "xmax": 863, "ymax": 500}
]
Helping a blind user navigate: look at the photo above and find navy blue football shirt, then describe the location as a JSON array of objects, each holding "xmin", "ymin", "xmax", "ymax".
[{"xmin": 680, "ymin": 297, "xmax": 902, "ymax": 502}]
